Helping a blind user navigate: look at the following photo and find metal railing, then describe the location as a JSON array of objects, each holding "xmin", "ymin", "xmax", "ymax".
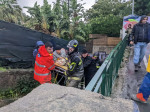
[{"xmin": 85, "ymin": 36, "xmax": 127, "ymax": 96}]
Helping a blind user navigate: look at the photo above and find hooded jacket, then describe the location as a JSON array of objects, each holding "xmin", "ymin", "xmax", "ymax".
[
  {"xmin": 34, "ymin": 45, "xmax": 55, "ymax": 84},
  {"xmin": 131, "ymin": 15, "xmax": 150, "ymax": 44}
]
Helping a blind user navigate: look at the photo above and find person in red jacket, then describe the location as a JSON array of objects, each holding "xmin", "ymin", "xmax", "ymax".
[{"xmin": 34, "ymin": 42, "xmax": 55, "ymax": 84}]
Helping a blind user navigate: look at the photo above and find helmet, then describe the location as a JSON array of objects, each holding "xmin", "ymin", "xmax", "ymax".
[
  {"xmin": 67, "ymin": 40, "xmax": 78, "ymax": 48},
  {"xmin": 67, "ymin": 40, "xmax": 78, "ymax": 54}
]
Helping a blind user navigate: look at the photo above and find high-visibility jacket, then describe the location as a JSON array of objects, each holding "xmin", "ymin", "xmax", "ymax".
[
  {"xmin": 147, "ymin": 55, "xmax": 150, "ymax": 73},
  {"xmin": 34, "ymin": 45, "xmax": 55, "ymax": 84}
]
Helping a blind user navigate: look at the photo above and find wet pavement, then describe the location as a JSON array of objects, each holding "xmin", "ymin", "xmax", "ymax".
[{"xmin": 126, "ymin": 43, "xmax": 150, "ymax": 112}]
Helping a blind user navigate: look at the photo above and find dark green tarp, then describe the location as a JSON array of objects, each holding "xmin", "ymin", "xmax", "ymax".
[
  {"xmin": 0, "ymin": 21, "xmax": 72, "ymax": 68},
  {"xmin": 0, "ymin": 20, "xmax": 69, "ymax": 63}
]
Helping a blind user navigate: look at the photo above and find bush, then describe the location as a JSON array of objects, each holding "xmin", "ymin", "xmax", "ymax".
[
  {"xmin": 0, "ymin": 76, "xmax": 40, "ymax": 99},
  {"xmin": 15, "ymin": 76, "xmax": 40, "ymax": 95}
]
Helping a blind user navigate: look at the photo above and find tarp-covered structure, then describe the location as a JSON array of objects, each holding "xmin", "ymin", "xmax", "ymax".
[{"xmin": 0, "ymin": 20, "xmax": 69, "ymax": 68}]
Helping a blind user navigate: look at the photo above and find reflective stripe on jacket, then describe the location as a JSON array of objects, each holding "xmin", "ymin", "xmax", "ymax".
[
  {"xmin": 68, "ymin": 77, "xmax": 81, "ymax": 80},
  {"xmin": 68, "ymin": 52, "xmax": 84, "ymax": 78},
  {"xmin": 34, "ymin": 45, "xmax": 55, "ymax": 84}
]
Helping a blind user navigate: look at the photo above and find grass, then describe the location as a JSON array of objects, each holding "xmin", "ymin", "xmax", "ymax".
[{"xmin": 0, "ymin": 67, "xmax": 7, "ymax": 72}]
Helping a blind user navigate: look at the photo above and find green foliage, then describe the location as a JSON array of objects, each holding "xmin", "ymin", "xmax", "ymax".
[
  {"xmin": 85, "ymin": 0, "xmax": 132, "ymax": 37},
  {"xmin": 60, "ymin": 0, "xmax": 86, "ymax": 42},
  {"xmin": 0, "ymin": 67, "xmax": 6, "ymax": 72},
  {"xmin": 0, "ymin": 0, "xmax": 23, "ymax": 23},
  {"xmin": 23, "ymin": 0, "xmax": 86, "ymax": 42},
  {"xmin": 15, "ymin": 76, "xmax": 40, "ymax": 95},
  {"xmin": 79, "ymin": 22, "xmax": 91, "ymax": 41},
  {"xmin": 0, "ymin": 0, "xmax": 132, "ymax": 41},
  {"xmin": 90, "ymin": 14, "xmax": 122, "ymax": 37},
  {"xmin": 0, "ymin": 76, "xmax": 40, "ymax": 99},
  {"xmin": 41, "ymin": 0, "xmax": 55, "ymax": 33},
  {"xmin": 135, "ymin": 0, "xmax": 150, "ymax": 15},
  {"xmin": 0, "ymin": 0, "xmax": 87, "ymax": 42},
  {"xmin": 24, "ymin": 2, "xmax": 43, "ymax": 30},
  {"xmin": 0, "ymin": 89, "xmax": 18, "ymax": 99}
]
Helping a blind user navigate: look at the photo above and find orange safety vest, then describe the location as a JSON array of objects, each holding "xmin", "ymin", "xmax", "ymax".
[{"xmin": 34, "ymin": 45, "xmax": 55, "ymax": 84}]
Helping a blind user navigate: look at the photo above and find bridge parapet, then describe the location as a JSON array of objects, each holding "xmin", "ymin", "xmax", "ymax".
[{"xmin": 85, "ymin": 36, "xmax": 127, "ymax": 96}]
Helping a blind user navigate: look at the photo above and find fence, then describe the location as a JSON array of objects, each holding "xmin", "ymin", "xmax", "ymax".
[{"xmin": 85, "ymin": 36, "xmax": 127, "ymax": 96}]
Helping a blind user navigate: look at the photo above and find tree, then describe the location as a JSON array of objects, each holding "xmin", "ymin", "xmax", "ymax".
[
  {"xmin": 24, "ymin": 0, "xmax": 55, "ymax": 33},
  {"xmin": 25, "ymin": 2, "xmax": 42, "ymax": 30},
  {"xmin": 135, "ymin": 0, "xmax": 150, "ymax": 15},
  {"xmin": 61, "ymin": 0, "xmax": 86, "ymax": 42},
  {"xmin": 41, "ymin": 0, "xmax": 52, "ymax": 31},
  {"xmin": 85, "ymin": 0, "xmax": 132, "ymax": 37},
  {"xmin": 52, "ymin": 0, "xmax": 63, "ymax": 37},
  {"xmin": 90, "ymin": 14, "xmax": 122, "ymax": 37},
  {"xmin": 23, "ymin": 0, "xmax": 86, "ymax": 42},
  {"xmin": 61, "ymin": 1, "xmax": 69, "ymax": 30},
  {"xmin": 0, "ymin": 0, "xmax": 23, "ymax": 23}
]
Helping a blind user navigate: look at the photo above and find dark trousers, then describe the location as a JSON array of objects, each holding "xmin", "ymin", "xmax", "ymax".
[{"xmin": 66, "ymin": 79, "xmax": 81, "ymax": 88}]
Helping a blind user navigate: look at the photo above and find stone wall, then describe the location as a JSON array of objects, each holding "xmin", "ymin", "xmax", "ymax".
[
  {"xmin": 0, "ymin": 69, "xmax": 33, "ymax": 90},
  {"xmin": 86, "ymin": 34, "xmax": 121, "ymax": 54}
]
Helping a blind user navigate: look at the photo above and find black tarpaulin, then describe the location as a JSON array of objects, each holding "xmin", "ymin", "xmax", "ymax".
[{"xmin": 0, "ymin": 20, "xmax": 68, "ymax": 63}]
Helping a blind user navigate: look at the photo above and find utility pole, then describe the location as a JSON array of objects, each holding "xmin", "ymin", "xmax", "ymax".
[
  {"xmin": 68, "ymin": 0, "xmax": 69, "ymax": 17},
  {"xmin": 132, "ymin": 0, "xmax": 134, "ymax": 15}
]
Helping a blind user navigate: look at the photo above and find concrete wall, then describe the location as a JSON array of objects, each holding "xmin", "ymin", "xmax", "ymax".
[
  {"xmin": 86, "ymin": 34, "xmax": 121, "ymax": 54},
  {"xmin": 93, "ymin": 46, "xmax": 115, "ymax": 54},
  {"xmin": 0, "ymin": 69, "xmax": 33, "ymax": 90}
]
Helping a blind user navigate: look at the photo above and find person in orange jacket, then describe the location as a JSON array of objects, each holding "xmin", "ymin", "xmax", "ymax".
[
  {"xmin": 34, "ymin": 42, "xmax": 55, "ymax": 84},
  {"xmin": 131, "ymin": 55, "xmax": 150, "ymax": 103}
]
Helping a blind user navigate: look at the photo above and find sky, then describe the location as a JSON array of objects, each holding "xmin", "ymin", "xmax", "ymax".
[{"xmin": 17, "ymin": 0, "xmax": 95, "ymax": 15}]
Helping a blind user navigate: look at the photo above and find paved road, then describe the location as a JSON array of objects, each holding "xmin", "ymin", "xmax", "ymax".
[{"xmin": 126, "ymin": 44, "xmax": 150, "ymax": 112}]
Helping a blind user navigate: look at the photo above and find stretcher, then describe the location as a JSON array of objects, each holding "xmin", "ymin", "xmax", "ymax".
[{"xmin": 51, "ymin": 61, "xmax": 68, "ymax": 85}]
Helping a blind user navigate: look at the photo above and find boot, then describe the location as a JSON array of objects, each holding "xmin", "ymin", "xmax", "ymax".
[
  {"xmin": 135, "ymin": 64, "xmax": 138, "ymax": 72},
  {"xmin": 131, "ymin": 93, "xmax": 147, "ymax": 103}
]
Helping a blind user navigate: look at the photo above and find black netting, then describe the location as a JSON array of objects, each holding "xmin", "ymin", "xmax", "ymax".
[{"xmin": 0, "ymin": 20, "xmax": 83, "ymax": 68}]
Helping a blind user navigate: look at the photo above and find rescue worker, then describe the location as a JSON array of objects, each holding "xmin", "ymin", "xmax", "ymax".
[
  {"xmin": 34, "ymin": 42, "xmax": 55, "ymax": 84},
  {"xmin": 91, "ymin": 52, "xmax": 102, "ymax": 71},
  {"xmin": 33, "ymin": 41, "xmax": 44, "ymax": 58},
  {"xmin": 66, "ymin": 40, "xmax": 84, "ymax": 88},
  {"xmin": 131, "ymin": 55, "xmax": 150, "ymax": 103},
  {"xmin": 86, "ymin": 52, "xmax": 102, "ymax": 86},
  {"xmin": 81, "ymin": 49, "xmax": 92, "ymax": 87}
]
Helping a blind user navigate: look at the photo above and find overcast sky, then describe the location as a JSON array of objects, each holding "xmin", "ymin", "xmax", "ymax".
[{"xmin": 17, "ymin": 0, "xmax": 95, "ymax": 14}]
